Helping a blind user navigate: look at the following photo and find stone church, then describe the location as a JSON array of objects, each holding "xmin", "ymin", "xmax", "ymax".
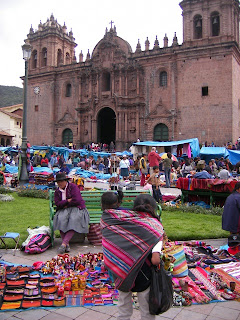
[{"xmin": 25, "ymin": 0, "xmax": 240, "ymax": 149}]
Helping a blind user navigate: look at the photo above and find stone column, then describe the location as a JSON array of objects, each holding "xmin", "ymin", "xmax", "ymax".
[
  {"xmin": 119, "ymin": 71, "xmax": 122, "ymax": 95},
  {"xmin": 136, "ymin": 108, "xmax": 140, "ymax": 139},
  {"xmin": 92, "ymin": 119, "xmax": 97, "ymax": 143},
  {"xmin": 124, "ymin": 111, "xmax": 128, "ymax": 142},
  {"xmin": 137, "ymin": 70, "xmax": 140, "ymax": 95}
]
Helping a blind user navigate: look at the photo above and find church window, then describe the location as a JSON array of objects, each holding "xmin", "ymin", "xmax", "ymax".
[
  {"xmin": 35, "ymin": 105, "xmax": 39, "ymax": 112},
  {"xmin": 102, "ymin": 72, "xmax": 111, "ymax": 91},
  {"xmin": 193, "ymin": 15, "xmax": 202, "ymax": 39},
  {"xmin": 32, "ymin": 50, "xmax": 37, "ymax": 69},
  {"xmin": 66, "ymin": 52, "xmax": 70, "ymax": 64},
  {"xmin": 154, "ymin": 123, "xmax": 169, "ymax": 141},
  {"xmin": 57, "ymin": 49, "xmax": 62, "ymax": 66},
  {"xmin": 62, "ymin": 128, "xmax": 73, "ymax": 145},
  {"xmin": 211, "ymin": 12, "xmax": 220, "ymax": 37},
  {"xmin": 42, "ymin": 48, "xmax": 47, "ymax": 67},
  {"xmin": 66, "ymin": 83, "xmax": 72, "ymax": 97},
  {"xmin": 202, "ymin": 86, "xmax": 208, "ymax": 96},
  {"xmin": 160, "ymin": 71, "xmax": 167, "ymax": 87}
]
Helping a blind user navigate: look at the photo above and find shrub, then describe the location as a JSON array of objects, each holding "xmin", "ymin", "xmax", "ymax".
[
  {"xmin": 162, "ymin": 203, "xmax": 223, "ymax": 216},
  {"xmin": 17, "ymin": 188, "xmax": 49, "ymax": 199},
  {"xmin": 0, "ymin": 186, "xmax": 14, "ymax": 194}
]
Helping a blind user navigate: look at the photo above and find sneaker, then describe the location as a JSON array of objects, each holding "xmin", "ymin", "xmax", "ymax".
[
  {"xmin": 58, "ymin": 244, "xmax": 66, "ymax": 254},
  {"xmin": 65, "ymin": 244, "xmax": 70, "ymax": 253}
]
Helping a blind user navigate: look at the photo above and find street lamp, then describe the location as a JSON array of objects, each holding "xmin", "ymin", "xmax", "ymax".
[{"xmin": 19, "ymin": 41, "xmax": 32, "ymax": 185}]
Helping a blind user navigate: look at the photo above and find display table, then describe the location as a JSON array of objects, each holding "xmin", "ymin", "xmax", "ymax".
[{"xmin": 176, "ymin": 178, "xmax": 238, "ymax": 207}]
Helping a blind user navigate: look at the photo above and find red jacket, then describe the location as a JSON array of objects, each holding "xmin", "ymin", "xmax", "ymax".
[{"xmin": 148, "ymin": 151, "xmax": 161, "ymax": 167}]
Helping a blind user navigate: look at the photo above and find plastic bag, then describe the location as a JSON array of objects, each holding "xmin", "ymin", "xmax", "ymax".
[{"xmin": 149, "ymin": 261, "xmax": 173, "ymax": 315}]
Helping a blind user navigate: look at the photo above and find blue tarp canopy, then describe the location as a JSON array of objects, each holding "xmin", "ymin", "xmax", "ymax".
[
  {"xmin": 30, "ymin": 146, "xmax": 133, "ymax": 161},
  {"xmin": 133, "ymin": 138, "xmax": 200, "ymax": 158},
  {"xmin": 199, "ymin": 147, "xmax": 229, "ymax": 163},
  {"xmin": 227, "ymin": 150, "xmax": 240, "ymax": 165}
]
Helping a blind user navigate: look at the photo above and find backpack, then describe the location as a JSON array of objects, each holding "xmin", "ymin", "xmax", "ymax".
[{"xmin": 24, "ymin": 234, "xmax": 51, "ymax": 254}]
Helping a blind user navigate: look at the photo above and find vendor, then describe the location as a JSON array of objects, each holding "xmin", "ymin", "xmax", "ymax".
[
  {"xmin": 222, "ymin": 182, "xmax": 240, "ymax": 234},
  {"xmin": 53, "ymin": 172, "xmax": 90, "ymax": 254}
]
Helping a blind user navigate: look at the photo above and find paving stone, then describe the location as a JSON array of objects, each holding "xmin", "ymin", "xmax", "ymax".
[
  {"xmin": 75, "ymin": 309, "xmax": 112, "ymax": 320},
  {"xmin": 156, "ymin": 306, "xmax": 182, "ymax": 318},
  {"xmin": 185, "ymin": 303, "xmax": 216, "ymax": 315},
  {"xmin": 0, "ymin": 312, "xmax": 20, "ymax": 320},
  {"xmin": 40, "ymin": 312, "xmax": 73, "ymax": 320},
  {"xmin": 174, "ymin": 309, "xmax": 207, "ymax": 320},
  {"xmin": 88, "ymin": 305, "xmax": 118, "ymax": 316},
  {"xmin": 53, "ymin": 306, "xmax": 88, "ymax": 318},
  {"xmin": 220, "ymin": 301, "xmax": 240, "ymax": 311},
  {"xmin": 209, "ymin": 305, "xmax": 240, "ymax": 320},
  {"xmin": 206, "ymin": 316, "xmax": 232, "ymax": 320},
  {"xmin": 13, "ymin": 309, "xmax": 50, "ymax": 320}
]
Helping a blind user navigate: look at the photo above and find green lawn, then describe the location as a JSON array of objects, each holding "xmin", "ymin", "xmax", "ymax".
[
  {"xmin": 0, "ymin": 193, "xmax": 229, "ymax": 248},
  {"xmin": 0, "ymin": 194, "xmax": 49, "ymax": 248},
  {"xmin": 161, "ymin": 211, "xmax": 228, "ymax": 240}
]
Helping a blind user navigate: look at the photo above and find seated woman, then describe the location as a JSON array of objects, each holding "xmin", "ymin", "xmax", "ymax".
[
  {"xmin": 101, "ymin": 193, "xmax": 165, "ymax": 320},
  {"xmin": 53, "ymin": 172, "xmax": 90, "ymax": 253}
]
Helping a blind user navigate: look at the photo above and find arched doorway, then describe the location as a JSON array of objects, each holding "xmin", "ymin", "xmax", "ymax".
[
  {"xmin": 153, "ymin": 123, "xmax": 169, "ymax": 141},
  {"xmin": 97, "ymin": 107, "xmax": 116, "ymax": 145},
  {"xmin": 62, "ymin": 128, "xmax": 73, "ymax": 145}
]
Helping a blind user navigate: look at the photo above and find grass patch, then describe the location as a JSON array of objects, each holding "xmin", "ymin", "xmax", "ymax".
[
  {"xmin": 0, "ymin": 193, "xmax": 49, "ymax": 248},
  {"xmin": 161, "ymin": 210, "xmax": 228, "ymax": 240},
  {"xmin": 0, "ymin": 192, "xmax": 229, "ymax": 248}
]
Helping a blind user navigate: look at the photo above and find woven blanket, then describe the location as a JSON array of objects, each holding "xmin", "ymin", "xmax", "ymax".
[{"xmin": 101, "ymin": 209, "xmax": 164, "ymax": 291}]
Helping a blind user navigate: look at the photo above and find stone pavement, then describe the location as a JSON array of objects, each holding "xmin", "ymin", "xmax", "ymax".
[{"xmin": 1, "ymin": 238, "xmax": 240, "ymax": 320}]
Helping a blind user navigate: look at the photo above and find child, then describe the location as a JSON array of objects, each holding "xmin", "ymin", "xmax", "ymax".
[
  {"xmin": 101, "ymin": 190, "xmax": 124, "ymax": 210},
  {"xmin": 108, "ymin": 172, "xmax": 119, "ymax": 190},
  {"xmin": 146, "ymin": 165, "xmax": 162, "ymax": 203}
]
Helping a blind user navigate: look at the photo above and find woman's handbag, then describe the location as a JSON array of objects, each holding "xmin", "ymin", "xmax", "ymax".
[
  {"xmin": 163, "ymin": 243, "xmax": 188, "ymax": 278},
  {"xmin": 149, "ymin": 261, "xmax": 173, "ymax": 315}
]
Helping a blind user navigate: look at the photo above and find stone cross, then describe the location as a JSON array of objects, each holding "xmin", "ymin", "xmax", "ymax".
[{"xmin": 109, "ymin": 20, "xmax": 114, "ymax": 29}]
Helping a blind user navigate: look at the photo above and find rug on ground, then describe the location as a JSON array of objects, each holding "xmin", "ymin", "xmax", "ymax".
[{"xmin": 0, "ymin": 241, "xmax": 240, "ymax": 311}]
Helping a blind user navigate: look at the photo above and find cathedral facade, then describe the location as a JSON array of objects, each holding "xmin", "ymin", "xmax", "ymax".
[{"xmin": 25, "ymin": 0, "xmax": 240, "ymax": 149}]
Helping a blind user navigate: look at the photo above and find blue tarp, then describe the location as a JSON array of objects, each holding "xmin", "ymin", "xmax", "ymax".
[
  {"xmin": 199, "ymin": 147, "xmax": 229, "ymax": 163},
  {"xmin": 4, "ymin": 164, "xmax": 18, "ymax": 174},
  {"xmin": 227, "ymin": 150, "xmax": 240, "ymax": 165},
  {"xmin": 133, "ymin": 138, "xmax": 200, "ymax": 158},
  {"xmin": 75, "ymin": 168, "xmax": 111, "ymax": 180},
  {"xmin": 30, "ymin": 146, "xmax": 133, "ymax": 161}
]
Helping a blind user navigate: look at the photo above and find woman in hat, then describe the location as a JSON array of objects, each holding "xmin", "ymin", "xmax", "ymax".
[
  {"xmin": 53, "ymin": 172, "xmax": 90, "ymax": 253},
  {"xmin": 119, "ymin": 155, "xmax": 130, "ymax": 180}
]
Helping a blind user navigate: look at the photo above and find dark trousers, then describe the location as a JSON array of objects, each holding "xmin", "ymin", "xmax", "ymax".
[{"xmin": 152, "ymin": 185, "xmax": 162, "ymax": 203}]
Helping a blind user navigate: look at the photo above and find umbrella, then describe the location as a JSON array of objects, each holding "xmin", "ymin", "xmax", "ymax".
[{"xmin": 159, "ymin": 153, "xmax": 177, "ymax": 161}]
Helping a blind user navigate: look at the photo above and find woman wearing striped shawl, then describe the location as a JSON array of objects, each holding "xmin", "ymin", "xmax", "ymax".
[{"xmin": 101, "ymin": 193, "xmax": 165, "ymax": 320}]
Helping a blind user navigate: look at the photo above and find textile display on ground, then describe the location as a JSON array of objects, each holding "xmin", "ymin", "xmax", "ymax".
[
  {"xmin": 177, "ymin": 178, "xmax": 237, "ymax": 193},
  {"xmin": 28, "ymin": 172, "xmax": 54, "ymax": 186},
  {"xmin": 1, "ymin": 241, "xmax": 240, "ymax": 311}
]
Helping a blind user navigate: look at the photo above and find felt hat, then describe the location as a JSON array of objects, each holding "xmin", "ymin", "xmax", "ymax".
[{"xmin": 54, "ymin": 172, "xmax": 69, "ymax": 182}]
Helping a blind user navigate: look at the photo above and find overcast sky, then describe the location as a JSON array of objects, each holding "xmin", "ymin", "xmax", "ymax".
[{"xmin": 0, "ymin": 0, "xmax": 183, "ymax": 88}]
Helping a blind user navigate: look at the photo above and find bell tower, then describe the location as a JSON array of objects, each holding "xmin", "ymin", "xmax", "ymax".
[
  {"xmin": 26, "ymin": 14, "xmax": 77, "ymax": 72},
  {"xmin": 180, "ymin": 0, "xmax": 240, "ymax": 47}
]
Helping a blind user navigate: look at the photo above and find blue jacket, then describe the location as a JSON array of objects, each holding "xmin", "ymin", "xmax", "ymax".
[{"xmin": 222, "ymin": 191, "xmax": 240, "ymax": 233}]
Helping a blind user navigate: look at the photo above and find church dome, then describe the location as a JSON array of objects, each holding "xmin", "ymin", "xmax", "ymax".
[{"xmin": 92, "ymin": 25, "xmax": 132, "ymax": 58}]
